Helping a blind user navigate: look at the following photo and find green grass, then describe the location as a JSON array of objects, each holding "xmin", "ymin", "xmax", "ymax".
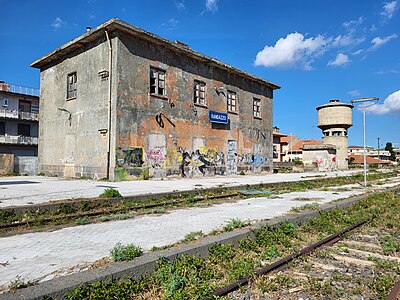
[
  {"xmin": 224, "ymin": 218, "xmax": 247, "ymax": 232},
  {"xmin": 182, "ymin": 231, "xmax": 203, "ymax": 242},
  {"xmin": 110, "ymin": 243, "xmax": 143, "ymax": 262},
  {"xmin": 62, "ymin": 189, "xmax": 400, "ymax": 299},
  {"xmin": 99, "ymin": 188, "xmax": 122, "ymax": 198},
  {"xmin": 291, "ymin": 202, "xmax": 320, "ymax": 213}
]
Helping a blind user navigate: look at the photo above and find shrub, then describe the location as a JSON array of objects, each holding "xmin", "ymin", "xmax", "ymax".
[
  {"xmin": 110, "ymin": 242, "xmax": 142, "ymax": 261},
  {"xmin": 224, "ymin": 218, "xmax": 246, "ymax": 232},
  {"xmin": 76, "ymin": 217, "xmax": 91, "ymax": 225},
  {"xmin": 99, "ymin": 188, "xmax": 122, "ymax": 198}
]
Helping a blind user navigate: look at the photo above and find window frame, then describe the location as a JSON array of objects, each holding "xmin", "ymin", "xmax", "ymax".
[
  {"xmin": 150, "ymin": 67, "xmax": 166, "ymax": 97},
  {"xmin": 67, "ymin": 72, "xmax": 77, "ymax": 100},
  {"xmin": 227, "ymin": 90, "xmax": 237, "ymax": 113},
  {"xmin": 193, "ymin": 80, "xmax": 207, "ymax": 107},
  {"xmin": 253, "ymin": 97, "xmax": 261, "ymax": 119}
]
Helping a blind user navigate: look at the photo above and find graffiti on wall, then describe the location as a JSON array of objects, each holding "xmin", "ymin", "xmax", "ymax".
[
  {"xmin": 165, "ymin": 146, "xmax": 225, "ymax": 177},
  {"xmin": 226, "ymin": 140, "xmax": 237, "ymax": 174},
  {"xmin": 116, "ymin": 147, "xmax": 144, "ymax": 168},
  {"xmin": 145, "ymin": 147, "xmax": 166, "ymax": 167},
  {"xmin": 115, "ymin": 144, "xmax": 269, "ymax": 180},
  {"xmin": 313, "ymin": 155, "xmax": 335, "ymax": 171}
]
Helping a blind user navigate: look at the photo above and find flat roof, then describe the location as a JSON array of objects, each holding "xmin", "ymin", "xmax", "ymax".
[{"xmin": 31, "ymin": 18, "xmax": 280, "ymax": 90}]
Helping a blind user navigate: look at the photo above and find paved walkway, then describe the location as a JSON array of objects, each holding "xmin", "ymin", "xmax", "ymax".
[
  {"xmin": 0, "ymin": 171, "xmax": 398, "ymax": 293},
  {"xmin": 1, "ymin": 171, "xmax": 354, "ymax": 208}
]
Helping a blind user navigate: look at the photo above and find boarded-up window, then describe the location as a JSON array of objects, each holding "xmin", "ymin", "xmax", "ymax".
[
  {"xmin": 194, "ymin": 81, "xmax": 206, "ymax": 106},
  {"xmin": 227, "ymin": 91, "xmax": 237, "ymax": 112},
  {"xmin": 67, "ymin": 72, "xmax": 77, "ymax": 99},
  {"xmin": 150, "ymin": 68, "xmax": 166, "ymax": 96}
]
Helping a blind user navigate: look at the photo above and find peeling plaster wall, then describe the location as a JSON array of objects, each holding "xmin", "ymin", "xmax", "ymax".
[
  {"xmin": 38, "ymin": 36, "xmax": 114, "ymax": 179},
  {"xmin": 114, "ymin": 32, "xmax": 274, "ymax": 180}
]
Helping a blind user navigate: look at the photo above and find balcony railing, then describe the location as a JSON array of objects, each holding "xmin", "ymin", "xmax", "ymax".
[
  {"xmin": 0, "ymin": 83, "xmax": 40, "ymax": 97},
  {"xmin": 0, "ymin": 135, "xmax": 38, "ymax": 145},
  {"xmin": 0, "ymin": 108, "xmax": 38, "ymax": 121}
]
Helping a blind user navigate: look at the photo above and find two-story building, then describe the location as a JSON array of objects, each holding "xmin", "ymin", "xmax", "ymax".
[
  {"xmin": 0, "ymin": 81, "xmax": 39, "ymax": 156},
  {"xmin": 31, "ymin": 19, "xmax": 280, "ymax": 180}
]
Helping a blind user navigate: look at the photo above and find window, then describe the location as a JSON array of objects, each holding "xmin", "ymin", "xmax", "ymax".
[
  {"xmin": 227, "ymin": 91, "xmax": 237, "ymax": 112},
  {"xmin": 194, "ymin": 81, "xmax": 206, "ymax": 106},
  {"xmin": 150, "ymin": 68, "xmax": 166, "ymax": 96},
  {"xmin": 18, "ymin": 124, "xmax": 30, "ymax": 136},
  {"xmin": 253, "ymin": 98, "xmax": 261, "ymax": 118},
  {"xmin": 0, "ymin": 122, "xmax": 5, "ymax": 135},
  {"xmin": 67, "ymin": 72, "xmax": 77, "ymax": 99},
  {"xmin": 19, "ymin": 100, "xmax": 31, "ymax": 113}
]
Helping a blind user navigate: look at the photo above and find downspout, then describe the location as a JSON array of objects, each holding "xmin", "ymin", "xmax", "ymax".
[{"xmin": 105, "ymin": 30, "xmax": 112, "ymax": 180}]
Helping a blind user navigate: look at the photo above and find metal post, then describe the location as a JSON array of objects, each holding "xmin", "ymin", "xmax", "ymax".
[
  {"xmin": 350, "ymin": 97, "xmax": 379, "ymax": 188},
  {"xmin": 363, "ymin": 109, "xmax": 367, "ymax": 187}
]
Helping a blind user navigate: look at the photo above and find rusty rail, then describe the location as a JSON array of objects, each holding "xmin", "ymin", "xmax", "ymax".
[
  {"xmin": 388, "ymin": 280, "xmax": 400, "ymax": 300},
  {"xmin": 204, "ymin": 219, "xmax": 369, "ymax": 299}
]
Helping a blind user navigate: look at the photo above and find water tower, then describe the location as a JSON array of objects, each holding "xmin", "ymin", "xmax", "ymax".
[{"xmin": 316, "ymin": 100, "xmax": 353, "ymax": 170}]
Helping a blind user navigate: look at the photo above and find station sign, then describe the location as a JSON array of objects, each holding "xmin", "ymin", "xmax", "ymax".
[{"xmin": 208, "ymin": 110, "xmax": 228, "ymax": 124}]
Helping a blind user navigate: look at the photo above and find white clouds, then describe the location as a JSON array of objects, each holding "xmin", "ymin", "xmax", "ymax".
[
  {"xmin": 381, "ymin": 1, "xmax": 398, "ymax": 20},
  {"xmin": 343, "ymin": 16, "xmax": 364, "ymax": 31},
  {"xmin": 205, "ymin": 0, "xmax": 218, "ymax": 13},
  {"xmin": 254, "ymin": 33, "xmax": 329, "ymax": 70},
  {"xmin": 332, "ymin": 34, "xmax": 365, "ymax": 48},
  {"xmin": 364, "ymin": 90, "xmax": 400, "ymax": 115},
  {"xmin": 175, "ymin": 0, "xmax": 185, "ymax": 11},
  {"xmin": 348, "ymin": 90, "xmax": 361, "ymax": 97},
  {"xmin": 328, "ymin": 53, "xmax": 351, "ymax": 67},
  {"xmin": 51, "ymin": 17, "xmax": 66, "ymax": 30},
  {"xmin": 371, "ymin": 34, "xmax": 398, "ymax": 50},
  {"xmin": 161, "ymin": 18, "xmax": 179, "ymax": 30}
]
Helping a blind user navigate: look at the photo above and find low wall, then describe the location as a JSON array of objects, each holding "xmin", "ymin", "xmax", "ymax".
[
  {"xmin": 0, "ymin": 154, "xmax": 14, "ymax": 175},
  {"xmin": 14, "ymin": 156, "xmax": 38, "ymax": 175}
]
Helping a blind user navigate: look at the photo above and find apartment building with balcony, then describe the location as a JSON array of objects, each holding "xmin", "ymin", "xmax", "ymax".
[{"xmin": 0, "ymin": 81, "xmax": 39, "ymax": 156}]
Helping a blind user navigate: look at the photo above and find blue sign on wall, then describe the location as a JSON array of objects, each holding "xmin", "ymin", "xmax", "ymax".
[{"xmin": 208, "ymin": 110, "xmax": 228, "ymax": 124}]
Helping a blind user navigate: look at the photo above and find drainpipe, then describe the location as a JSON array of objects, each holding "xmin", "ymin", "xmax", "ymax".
[{"xmin": 105, "ymin": 30, "xmax": 112, "ymax": 180}]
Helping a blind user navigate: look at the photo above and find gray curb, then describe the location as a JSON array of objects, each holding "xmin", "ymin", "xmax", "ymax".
[{"xmin": 0, "ymin": 190, "xmax": 384, "ymax": 299}]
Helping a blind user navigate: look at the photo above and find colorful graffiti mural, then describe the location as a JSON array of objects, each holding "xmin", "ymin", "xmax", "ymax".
[{"xmin": 115, "ymin": 143, "xmax": 270, "ymax": 180}]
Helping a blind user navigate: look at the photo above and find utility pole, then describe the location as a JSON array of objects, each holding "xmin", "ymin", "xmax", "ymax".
[{"xmin": 377, "ymin": 137, "xmax": 380, "ymax": 169}]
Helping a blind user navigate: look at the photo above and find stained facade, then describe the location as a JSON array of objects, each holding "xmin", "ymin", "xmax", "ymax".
[{"xmin": 31, "ymin": 19, "xmax": 280, "ymax": 180}]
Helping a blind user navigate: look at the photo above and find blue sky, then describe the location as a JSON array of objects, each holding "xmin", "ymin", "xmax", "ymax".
[{"xmin": 1, "ymin": 0, "xmax": 399, "ymax": 148}]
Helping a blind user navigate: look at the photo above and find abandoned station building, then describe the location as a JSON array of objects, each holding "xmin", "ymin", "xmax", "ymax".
[{"xmin": 31, "ymin": 19, "xmax": 280, "ymax": 180}]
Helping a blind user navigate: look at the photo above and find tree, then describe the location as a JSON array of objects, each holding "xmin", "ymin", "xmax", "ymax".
[{"xmin": 385, "ymin": 142, "xmax": 396, "ymax": 161}]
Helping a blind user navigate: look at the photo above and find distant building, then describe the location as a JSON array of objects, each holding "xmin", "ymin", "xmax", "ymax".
[
  {"xmin": 31, "ymin": 19, "xmax": 280, "ymax": 180},
  {"xmin": 316, "ymin": 99, "xmax": 353, "ymax": 170},
  {"xmin": 0, "ymin": 81, "xmax": 39, "ymax": 156},
  {"xmin": 280, "ymin": 134, "xmax": 300, "ymax": 162},
  {"xmin": 348, "ymin": 154, "xmax": 391, "ymax": 166},
  {"xmin": 285, "ymin": 139, "xmax": 322, "ymax": 162},
  {"xmin": 272, "ymin": 127, "xmax": 286, "ymax": 162},
  {"xmin": 348, "ymin": 146, "xmax": 391, "ymax": 161}
]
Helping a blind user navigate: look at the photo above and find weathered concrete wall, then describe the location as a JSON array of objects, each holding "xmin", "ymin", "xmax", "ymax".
[
  {"xmin": 113, "ymin": 32, "xmax": 274, "ymax": 180},
  {"xmin": 38, "ymin": 36, "xmax": 116, "ymax": 179},
  {"xmin": 0, "ymin": 153, "xmax": 14, "ymax": 175},
  {"xmin": 322, "ymin": 136, "xmax": 349, "ymax": 169},
  {"xmin": 14, "ymin": 156, "xmax": 38, "ymax": 175},
  {"xmin": 302, "ymin": 148, "xmax": 336, "ymax": 172}
]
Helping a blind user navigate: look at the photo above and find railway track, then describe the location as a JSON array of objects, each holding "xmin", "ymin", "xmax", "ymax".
[{"xmin": 214, "ymin": 219, "xmax": 400, "ymax": 299}]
